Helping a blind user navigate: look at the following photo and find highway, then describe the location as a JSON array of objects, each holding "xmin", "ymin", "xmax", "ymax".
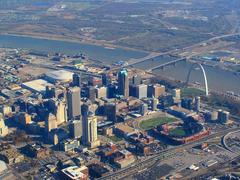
[
  {"xmin": 98, "ymin": 127, "xmax": 240, "ymax": 180},
  {"xmin": 147, "ymin": 57, "xmax": 186, "ymax": 71},
  {"xmin": 125, "ymin": 32, "xmax": 240, "ymax": 68},
  {"xmin": 126, "ymin": 52, "xmax": 161, "ymax": 67}
]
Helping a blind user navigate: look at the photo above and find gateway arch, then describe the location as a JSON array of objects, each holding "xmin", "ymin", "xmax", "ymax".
[{"xmin": 186, "ymin": 63, "xmax": 209, "ymax": 96}]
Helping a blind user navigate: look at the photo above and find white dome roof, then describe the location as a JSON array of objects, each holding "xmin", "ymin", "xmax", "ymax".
[
  {"xmin": 0, "ymin": 160, "xmax": 7, "ymax": 172},
  {"xmin": 46, "ymin": 70, "xmax": 73, "ymax": 82}
]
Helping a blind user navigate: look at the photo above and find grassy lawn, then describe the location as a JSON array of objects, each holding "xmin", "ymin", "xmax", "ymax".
[
  {"xmin": 140, "ymin": 117, "xmax": 176, "ymax": 130},
  {"xmin": 169, "ymin": 127, "xmax": 186, "ymax": 137},
  {"xmin": 181, "ymin": 87, "xmax": 205, "ymax": 97}
]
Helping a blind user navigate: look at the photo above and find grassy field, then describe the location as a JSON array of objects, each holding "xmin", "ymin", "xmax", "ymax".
[
  {"xmin": 140, "ymin": 117, "xmax": 176, "ymax": 130},
  {"xmin": 169, "ymin": 127, "xmax": 186, "ymax": 137},
  {"xmin": 181, "ymin": 87, "xmax": 205, "ymax": 97}
]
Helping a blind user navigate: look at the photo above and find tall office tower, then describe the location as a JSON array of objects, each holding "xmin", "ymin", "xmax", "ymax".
[
  {"xmin": 218, "ymin": 110, "xmax": 230, "ymax": 124},
  {"xmin": 153, "ymin": 84, "xmax": 166, "ymax": 98},
  {"xmin": 105, "ymin": 103, "xmax": 117, "ymax": 123},
  {"xmin": 69, "ymin": 120, "xmax": 82, "ymax": 139},
  {"xmin": 67, "ymin": 87, "xmax": 81, "ymax": 120},
  {"xmin": 102, "ymin": 73, "xmax": 111, "ymax": 86},
  {"xmin": 82, "ymin": 114, "xmax": 100, "ymax": 148},
  {"xmin": 148, "ymin": 84, "xmax": 165, "ymax": 98},
  {"xmin": 45, "ymin": 86, "xmax": 55, "ymax": 98},
  {"xmin": 81, "ymin": 102, "xmax": 90, "ymax": 122},
  {"xmin": 0, "ymin": 114, "xmax": 8, "ymax": 137},
  {"xmin": 132, "ymin": 75, "xmax": 142, "ymax": 86},
  {"xmin": 194, "ymin": 96, "xmax": 201, "ymax": 112},
  {"xmin": 45, "ymin": 113, "xmax": 57, "ymax": 134},
  {"xmin": 55, "ymin": 100, "xmax": 68, "ymax": 125},
  {"xmin": 172, "ymin": 88, "xmax": 181, "ymax": 99},
  {"xmin": 86, "ymin": 86, "xmax": 96, "ymax": 102},
  {"xmin": 107, "ymin": 84, "xmax": 117, "ymax": 98},
  {"xmin": 72, "ymin": 73, "xmax": 81, "ymax": 87},
  {"xmin": 147, "ymin": 85, "xmax": 154, "ymax": 98},
  {"xmin": 96, "ymin": 87, "xmax": 107, "ymax": 99},
  {"xmin": 81, "ymin": 103, "xmax": 88, "ymax": 146},
  {"xmin": 181, "ymin": 98, "xmax": 193, "ymax": 110},
  {"xmin": 140, "ymin": 103, "xmax": 148, "ymax": 116},
  {"xmin": 129, "ymin": 84, "xmax": 137, "ymax": 97},
  {"xmin": 136, "ymin": 84, "xmax": 148, "ymax": 99},
  {"xmin": 151, "ymin": 98, "xmax": 159, "ymax": 111},
  {"xmin": 171, "ymin": 88, "xmax": 181, "ymax": 104},
  {"xmin": 118, "ymin": 69, "xmax": 129, "ymax": 97}
]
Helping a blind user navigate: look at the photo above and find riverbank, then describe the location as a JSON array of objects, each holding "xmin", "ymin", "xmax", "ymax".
[
  {"xmin": 0, "ymin": 32, "xmax": 152, "ymax": 54},
  {"xmin": 0, "ymin": 34, "xmax": 148, "ymax": 64}
]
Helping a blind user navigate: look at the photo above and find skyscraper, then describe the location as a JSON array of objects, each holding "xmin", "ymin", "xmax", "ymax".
[
  {"xmin": 172, "ymin": 88, "xmax": 181, "ymax": 99},
  {"xmin": 194, "ymin": 96, "xmax": 201, "ymax": 112},
  {"xmin": 107, "ymin": 84, "xmax": 117, "ymax": 98},
  {"xmin": 136, "ymin": 84, "xmax": 148, "ymax": 99},
  {"xmin": 218, "ymin": 110, "xmax": 229, "ymax": 124},
  {"xmin": 55, "ymin": 100, "xmax": 68, "ymax": 125},
  {"xmin": 118, "ymin": 69, "xmax": 129, "ymax": 97},
  {"xmin": 82, "ymin": 112, "xmax": 100, "ymax": 148},
  {"xmin": 96, "ymin": 87, "xmax": 107, "ymax": 99},
  {"xmin": 151, "ymin": 98, "xmax": 159, "ymax": 111},
  {"xmin": 172, "ymin": 88, "xmax": 181, "ymax": 103},
  {"xmin": 67, "ymin": 87, "xmax": 81, "ymax": 120},
  {"xmin": 69, "ymin": 120, "xmax": 82, "ymax": 139},
  {"xmin": 86, "ymin": 86, "xmax": 96, "ymax": 102},
  {"xmin": 140, "ymin": 103, "xmax": 148, "ymax": 116},
  {"xmin": 132, "ymin": 75, "xmax": 142, "ymax": 86},
  {"xmin": 45, "ymin": 113, "xmax": 57, "ymax": 134},
  {"xmin": 0, "ymin": 114, "xmax": 8, "ymax": 137},
  {"xmin": 72, "ymin": 73, "xmax": 81, "ymax": 87},
  {"xmin": 102, "ymin": 73, "xmax": 111, "ymax": 86},
  {"xmin": 105, "ymin": 103, "xmax": 117, "ymax": 123},
  {"xmin": 148, "ymin": 84, "xmax": 166, "ymax": 98}
]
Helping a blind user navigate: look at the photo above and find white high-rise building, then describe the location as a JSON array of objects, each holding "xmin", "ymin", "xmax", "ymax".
[
  {"xmin": 56, "ymin": 100, "xmax": 68, "ymax": 125},
  {"xmin": 82, "ymin": 113, "xmax": 100, "ymax": 148},
  {"xmin": 0, "ymin": 114, "xmax": 8, "ymax": 137}
]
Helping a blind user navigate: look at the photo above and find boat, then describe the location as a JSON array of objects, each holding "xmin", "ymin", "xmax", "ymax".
[
  {"xmin": 194, "ymin": 81, "xmax": 201, "ymax": 85},
  {"xmin": 194, "ymin": 67, "xmax": 200, "ymax": 71}
]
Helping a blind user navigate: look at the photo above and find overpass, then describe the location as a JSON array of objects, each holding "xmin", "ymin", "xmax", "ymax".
[
  {"xmin": 222, "ymin": 129, "xmax": 240, "ymax": 153},
  {"xmin": 98, "ymin": 127, "xmax": 240, "ymax": 180},
  {"xmin": 125, "ymin": 52, "xmax": 162, "ymax": 67},
  {"xmin": 126, "ymin": 32, "xmax": 240, "ymax": 68},
  {"xmin": 147, "ymin": 57, "xmax": 187, "ymax": 71}
]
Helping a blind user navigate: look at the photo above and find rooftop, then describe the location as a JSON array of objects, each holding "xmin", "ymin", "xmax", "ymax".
[
  {"xmin": 115, "ymin": 123, "xmax": 136, "ymax": 134},
  {"xmin": 22, "ymin": 79, "xmax": 54, "ymax": 93},
  {"xmin": 45, "ymin": 70, "xmax": 73, "ymax": 82},
  {"xmin": 61, "ymin": 166, "xmax": 88, "ymax": 180},
  {"xmin": 170, "ymin": 105, "xmax": 194, "ymax": 115}
]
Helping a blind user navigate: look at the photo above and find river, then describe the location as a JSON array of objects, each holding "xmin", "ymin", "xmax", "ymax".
[
  {"xmin": 0, "ymin": 34, "xmax": 147, "ymax": 64},
  {"xmin": 0, "ymin": 34, "xmax": 239, "ymax": 94},
  {"xmin": 153, "ymin": 61, "xmax": 240, "ymax": 95}
]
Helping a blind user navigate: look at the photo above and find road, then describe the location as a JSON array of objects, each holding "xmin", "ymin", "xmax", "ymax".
[
  {"xmin": 126, "ymin": 52, "xmax": 161, "ymax": 67},
  {"xmin": 184, "ymin": 154, "xmax": 240, "ymax": 179},
  {"xmin": 126, "ymin": 32, "xmax": 240, "ymax": 68},
  {"xmin": 98, "ymin": 127, "xmax": 240, "ymax": 180},
  {"xmin": 147, "ymin": 57, "xmax": 186, "ymax": 71}
]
